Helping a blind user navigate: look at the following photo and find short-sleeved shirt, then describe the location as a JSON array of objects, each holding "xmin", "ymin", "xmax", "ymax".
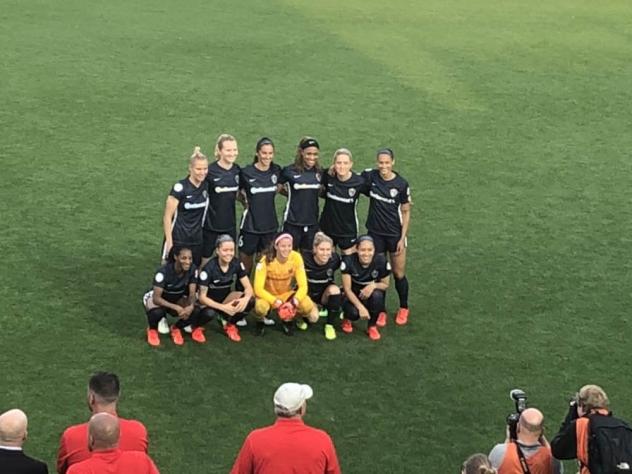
[
  {"xmin": 66, "ymin": 448, "xmax": 158, "ymax": 474},
  {"xmin": 302, "ymin": 251, "xmax": 341, "ymax": 299},
  {"xmin": 362, "ymin": 169, "xmax": 411, "ymax": 237},
  {"xmin": 198, "ymin": 257, "xmax": 247, "ymax": 302},
  {"xmin": 205, "ymin": 161, "xmax": 241, "ymax": 232},
  {"xmin": 168, "ymin": 177, "xmax": 209, "ymax": 244},
  {"xmin": 152, "ymin": 262, "xmax": 198, "ymax": 304},
  {"xmin": 57, "ymin": 418, "xmax": 148, "ymax": 473},
  {"xmin": 230, "ymin": 418, "xmax": 340, "ymax": 474},
  {"xmin": 340, "ymin": 253, "xmax": 390, "ymax": 294},
  {"xmin": 279, "ymin": 165, "xmax": 322, "ymax": 226},
  {"xmin": 240, "ymin": 163, "xmax": 281, "ymax": 234},
  {"xmin": 319, "ymin": 172, "xmax": 367, "ymax": 238}
]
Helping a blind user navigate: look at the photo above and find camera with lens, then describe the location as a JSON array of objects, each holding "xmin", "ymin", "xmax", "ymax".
[{"xmin": 506, "ymin": 389, "xmax": 528, "ymax": 440}]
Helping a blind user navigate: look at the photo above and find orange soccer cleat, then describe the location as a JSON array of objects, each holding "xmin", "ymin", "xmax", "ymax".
[
  {"xmin": 395, "ymin": 308, "xmax": 409, "ymax": 326},
  {"xmin": 170, "ymin": 327, "xmax": 184, "ymax": 346},
  {"xmin": 376, "ymin": 312, "xmax": 387, "ymax": 328},
  {"xmin": 147, "ymin": 328, "xmax": 160, "ymax": 347},
  {"xmin": 191, "ymin": 327, "xmax": 206, "ymax": 343},
  {"xmin": 225, "ymin": 323, "xmax": 242, "ymax": 342},
  {"xmin": 341, "ymin": 319, "xmax": 353, "ymax": 334},
  {"xmin": 367, "ymin": 326, "xmax": 381, "ymax": 341}
]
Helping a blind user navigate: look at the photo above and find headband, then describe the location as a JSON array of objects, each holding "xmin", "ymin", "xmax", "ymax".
[
  {"xmin": 356, "ymin": 235, "xmax": 374, "ymax": 246},
  {"xmin": 256, "ymin": 137, "xmax": 274, "ymax": 150},
  {"xmin": 274, "ymin": 233, "xmax": 293, "ymax": 246},
  {"xmin": 377, "ymin": 147, "xmax": 394, "ymax": 158},
  {"xmin": 299, "ymin": 138, "xmax": 320, "ymax": 150}
]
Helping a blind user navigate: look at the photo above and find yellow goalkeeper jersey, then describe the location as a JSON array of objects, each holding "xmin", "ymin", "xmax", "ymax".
[{"xmin": 253, "ymin": 251, "xmax": 308, "ymax": 305}]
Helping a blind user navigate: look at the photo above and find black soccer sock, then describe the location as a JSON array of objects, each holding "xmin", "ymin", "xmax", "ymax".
[
  {"xmin": 395, "ymin": 275, "xmax": 409, "ymax": 309},
  {"xmin": 146, "ymin": 308, "xmax": 166, "ymax": 330},
  {"xmin": 367, "ymin": 290, "xmax": 386, "ymax": 327},
  {"xmin": 194, "ymin": 307, "xmax": 216, "ymax": 328},
  {"xmin": 326, "ymin": 294, "xmax": 342, "ymax": 325}
]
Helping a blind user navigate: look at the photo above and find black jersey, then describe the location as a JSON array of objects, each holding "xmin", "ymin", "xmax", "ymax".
[
  {"xmin": 168, "ymin": 177, "xmax": 208, "ymax": 244},
  {"xmin": 198, "ymin": 256, "xmax": 247, "ymax": 302},
  {"xmin": 279, "ymin": 164, "xmax": 322, "ymax": 226},
  {"xmin": 152, "ymin": 262, "xmax": 198, "ymax": 303},
  {"xmin": 205, "ymin": 161, "xmax": 241, "ymax": 232},
  {"xmin": 341, "ymin": 253, "xmax": 390, "ymax": 294},
  {"xmin": 319, "ymin": 172, "xmax": 367, "ymax": 238},
  {"xmin": 239, "ymin": 163, "xmax": 281, "ymax": 234},
  {"xmin": 302, "ymin": 251, "xmax": 341, "ymax": 296},
  {"xmin": 362, "ymin": 169, "xmax": 411, "ymax": 237}
]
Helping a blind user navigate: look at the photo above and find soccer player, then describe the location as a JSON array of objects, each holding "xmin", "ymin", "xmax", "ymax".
[
  {"xmin": 362, "ymin": 148, "xmax": 411, "ymax": 326},
  {"xmin": 202, "ymin": 133, "xmax": 241, "ymax": 266},
  {"xmin": 302, "ymin": 232, "xmax": 342, "ymax": 341},
  {"xmin": 340, "ymin": 235, "xmax": 391, "ymax": 341},
  {"xmin": 253, "ymin": 233, "xmax": 315, "ymax": 336},
  {"xmin": 143, "ymin": 247, "xmax": 201, "ymax": 347},
  {"xmin": 197, "ymin": 234, "xmax": 255, "ymax": 343},
  {"xmin": 161, "ymin": 146, "xmax": 208, "ymax": 266},
  {"xmin": 319, "ymin": 148, "xmax": 367, "ymax": 255},
  {"xmin": 279, "ymin": 137, "xmax": 322, "ymax": 251},
  {"xmin": 238, "ymin": 137, "xmax": 282, "ymax": 275}
]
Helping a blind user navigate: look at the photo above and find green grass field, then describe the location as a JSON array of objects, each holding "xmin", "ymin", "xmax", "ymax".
[{"xmin": 2, "ymin": 0, "xmax": 632, "ymax": 472}]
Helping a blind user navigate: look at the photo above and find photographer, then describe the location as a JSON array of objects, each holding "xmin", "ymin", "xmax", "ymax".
[
  {"xmin": 550, "ymin": 384, "xmax": 632, "ymax": 474},
  {"xmin": 489, "ymin": 408, "xmax": 562, "ymax": 474}
]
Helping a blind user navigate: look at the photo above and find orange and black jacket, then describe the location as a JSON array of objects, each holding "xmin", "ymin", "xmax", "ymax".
[{"xmin": 550, "ymin": 403, "xmax": 611, "ymax": 473}]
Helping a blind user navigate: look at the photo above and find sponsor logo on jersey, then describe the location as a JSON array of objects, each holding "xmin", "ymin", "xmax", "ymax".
[
  {"xmin": 173, "ymin": 182, "xmax": 184, "ymax": 192},
  {"xmin": 215, "ymin": 186, "xmax": 239, "ymax": 193},
  {"xmin": 155, "ymin": 272, "xmax": 165, "ymax": 283},
  {"xmin": 369, "ymin": 190, "xmax": 396, "ymax": 204},
  {"xmin": 294, "ymin": 183, "xmax": 321, "ymax": 190},
  {"xmin": 184, "ymin": 202, "xmax": 207, "ymax": 210},
  {"xmin": 251, "ymin": 185, "xmax": 277, "ymax": 195},
  {"xmin": 271, "ymin": 175, "xmax": 278, "ymax": 184},
  {"xmin": 326, "ymin": 192, "xmax": 353, "ymax": 204}
]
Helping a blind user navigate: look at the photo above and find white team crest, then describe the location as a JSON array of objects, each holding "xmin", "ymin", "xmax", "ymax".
[
  {"xmin": 173, "ymin": 182, "xmax": 183, "ymax": 192},
  {"xmin": 200, "ymin": 271, "xmax": 208, "ymax": 281},
  {"xmin": 155, "ymin": 272, "xmax": 165, "ymax": 283},
  {"xmin": 349, "ymin": 188, "xmax": 356, "ymax": 197},
  {"xmin": 390, "ymin": 188, "xmax": 398, "ymax": 197},
  {"xmin": 371, "ymin": 270, "xmax": 379, "ymax": 279},
  {"xmin": 271, "ymin": 174, "xmax": 278, "ymax": 184}
]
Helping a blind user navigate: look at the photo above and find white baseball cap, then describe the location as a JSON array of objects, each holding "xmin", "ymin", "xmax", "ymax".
[{"xmin": 273, "ymin": 383, "xmax": 313, "ymax": 413}]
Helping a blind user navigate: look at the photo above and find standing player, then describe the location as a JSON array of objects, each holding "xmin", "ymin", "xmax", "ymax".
[
  {"xmin": 143, "ymin": 247, "xmax": 202, "ymax": 347},
  {"xmin": 302, "ymin": 232, "xmax": 342, "ymax": 341},
  {"xmin": 202, "ymin": 133, "xmax": 241, "ymax": 266},
  {"xmin": 253, "ymin": 233, "xmax": 316, "ymax": 336},
  {"xmin": 161, "ymin": 146, "xmax": 209, "ymax": 266},
  {"xmin": 279, "ymin": 137, "xmax": 322, "ymax": 251},
  {"xmin": 319, "ymin": 148, "xmax": 367, "ymax": 254},
  {"xmin": 198, "ymin": 234, "xmax": 255, "ymax": 343},
  {"xmin": 340, "ymin": 236, "xmax": 391, "ymax": 341},
  {"xmin": 363, "ymin": 148, "xmax": 411, "ymax": 326}
]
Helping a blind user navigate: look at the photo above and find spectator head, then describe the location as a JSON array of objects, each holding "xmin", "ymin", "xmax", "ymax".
[
  {"xmin": 578, "ymin": 384, "xmax": 609, "ymax": 412},
  {"xmin": 87, "ymin": 372, "xmax": 121, "ymax": 412},
  {"xmin": 461, "ymin": 453, "xmax": 496, "ymax": 474},
  {"xmin": 0, "ymin": 409, "xmax": 28, "ymax": 448},
  {"xmin": 273, "ymin": 383, "xmax": 313, "ymax": 418},
  {"xmin": 88, "ymin": 413, "xmax": 120, "ymax": 451},
  {"xmin": 517, "ymin": 408, "xmax": 544, "ymax": 442}
]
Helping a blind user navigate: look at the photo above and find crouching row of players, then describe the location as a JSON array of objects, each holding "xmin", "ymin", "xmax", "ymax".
[{"xmin": 142, "ymin": 231, "xmax": 395, "ymax": 346}]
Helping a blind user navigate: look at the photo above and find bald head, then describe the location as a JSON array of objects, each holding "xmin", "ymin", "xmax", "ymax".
[
  {"xmin": 88, "ymin": 413, "xmax": 120, "ymax": 451},
  {"xmin": 0, "ymin": 409, "xmax": 28, "ymax": 446},
  {"xmin": 519, "ymin": 408, "xmax": 544, "ymax": 437}
]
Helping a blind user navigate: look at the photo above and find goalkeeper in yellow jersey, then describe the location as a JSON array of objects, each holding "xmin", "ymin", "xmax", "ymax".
[{"xmin": 253, "ymin": 233, "xmax": 317, "ymax": 335}]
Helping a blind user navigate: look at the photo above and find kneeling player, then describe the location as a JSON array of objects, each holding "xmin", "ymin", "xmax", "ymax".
[
  {"xmin": 197, "ymin": 234, "xmax": 255, "ymax": 343},
  {"xmin": 341, "ymin": 235, "xmax": 391, "ymax": 341},
  {"xmin": 303, "ymin": 232, "xmax": 342, "ymax": 341},
  {"xmin": 253, "ymin": 233, "xmax": 315, "ymax": 336},
  {"xmin": 143, "ymin": 247, "xmax": 202, "ymax": 347}
]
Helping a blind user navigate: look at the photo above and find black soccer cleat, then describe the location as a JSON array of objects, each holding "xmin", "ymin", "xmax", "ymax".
[
  {"xmin": 282, "ymin": 321, "xmax": 294, "ymax": 336},
  {"xmin": 255, "ymin": 321, "xmax": 265, "ymax": 336}
]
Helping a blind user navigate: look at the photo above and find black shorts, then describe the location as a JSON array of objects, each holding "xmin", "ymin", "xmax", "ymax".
[
  {"xmin": 282, "ymin": 223, "xmax": 319, "ymax": 251},
  {"xmin": 330, "ymin": 235, "xmax": 357, "ymax": 251},
  {"xmin": 162, "ymin": 240, "xmax": 203, "ymax": 267},
  {"xmin": 309, "ymin": 284, "xmax": 340, "ymax": 305},
  {"xmin": 368, "ymin": 232, "xmax": 405, "ymax": 254},
  {"xmin": 238, "ymin": 231, "xmax": 275, "ymax": 256},
  {"xmin": 202, "ymin": 228, "xmax": 237, "ymax": 258}
]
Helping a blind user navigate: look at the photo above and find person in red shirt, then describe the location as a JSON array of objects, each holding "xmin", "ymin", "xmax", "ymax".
[
  {"xmin": 57, "ymin": 372, "xmax": 148, "ymax": 473},
  {"xmin": 231, "ymin": 382, "xmax": 340, "ymax": 474},
  {"xmin": 67, "ymin": 413, "xmax": 158, "ymax": 474}
]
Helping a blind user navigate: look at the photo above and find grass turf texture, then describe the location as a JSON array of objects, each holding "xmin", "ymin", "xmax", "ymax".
[{"xmin": 1, "ymin": 0, "xmax": 632, "ymax": 472}]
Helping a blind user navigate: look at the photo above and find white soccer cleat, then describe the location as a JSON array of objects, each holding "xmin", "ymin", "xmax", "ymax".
[
  {"xmin": 236, "ymin": 318, "xmax": 247, "ymax": 327},
  {"xmin": 158, "ymin": 317, "xmax": 170, "ymax": 334},
  {"xmin": 263, "ymin": 317, "xmax": 275, "ymax": 326},
  {"xmin": 183, "ymin": 325, "xmax": 193, "ymax": 334}
]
